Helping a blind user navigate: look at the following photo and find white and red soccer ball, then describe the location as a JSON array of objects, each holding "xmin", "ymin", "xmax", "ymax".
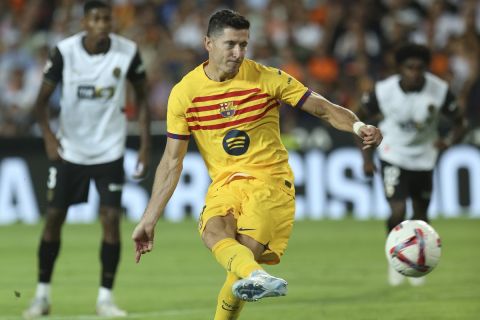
[{"xmin": 385, "ymin": 220, "xmax": 442, "ymax": 277}]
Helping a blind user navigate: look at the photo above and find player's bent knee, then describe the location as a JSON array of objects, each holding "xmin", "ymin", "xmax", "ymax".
[
  {"xmin": 201, "ymin": 228, "xmax": 230, "ymax": 250},
  {"xmin": 202, "ymin": 215, "xmax": 237, "ymax": 249}
]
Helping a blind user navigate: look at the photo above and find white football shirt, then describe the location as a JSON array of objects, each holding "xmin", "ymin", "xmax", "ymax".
[
  {"xmin": 363, "ymin": 72, "xmax": 457, "ymax": 170},
  {"xmin": 44, "ymin": 32, "xmax": 145, "ymax": 165}
]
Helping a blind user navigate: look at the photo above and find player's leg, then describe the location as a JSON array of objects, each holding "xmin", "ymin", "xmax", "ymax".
[
  {"xmin": 94, "ymin": 158, "xmax": 126, "ymax": 317},
  {"xmin": 213, "ymin": 227, "xmax": 294, "ymax": 318},
  {"xmin": 199, "ymin": 185, "xmax": 255, "ymax": 319},
  {"xmin": 385, "ymin": 199, "xmax": 408, "ymax": 286},
  {"xmin": 203, "ymin": 213, "xmax": 265, "ymax": 278},
  {"xmin": 96, "ymin": 205, "xmax": 125, "ymax": 314},
  {"xmin": 99, "ymin": 206, "xmax": 121, "ymax": 289},
  {"xmin": 380, "ymin": 161, "xmax": 408, "ymax": 286},
  {"xmin": 199, "ymin": 180, "xmax": 264, "ymax": 279},
  {"xmin": 24, "ymin": 161, "xmax": 88, "ymax": 317},
  {"xmin": 408, "ymin": 189, "xmax": 429, "ymax": 287},
  {"xmin": 209, "ymin": 222, "xmax": 256, "ymax": 320},
  {"xmin": 201, "ymin": 179, "xmax": 289, "ymax": 315},
  {"xmin": 23, "ymin": 208, "xmax": 67, "ymax": 318},
  {"xmin": 206, "ymin": 214, "xmax": 287, "ymax": 309},
  {"xmin": 387, "ymin": 199, "xmax": 407, "ymax": 232},
  {"xmin": 214, "ymin": 272, "xmax": 246, "ymax": 320},
  {"xmin": 380, "ymin": 161, "xmax": 409, "ymax": 232},
  {"xmin": 229, "ymin": 179, "xmax": 294, "ymax": 302},
  {"xmin": 410, "ymin": 170, "xmax": 433, "ymax": 223},
  {"xmin": 407, "ymin": 170, "xmax": 433, "ymax": 286}
]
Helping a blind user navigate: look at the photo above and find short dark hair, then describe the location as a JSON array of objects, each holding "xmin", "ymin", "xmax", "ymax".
[
  {"xmin": 395, "ymin": 43, "xmax": 431, "ymax": 66},
  {"xmin": 84, "ymin": 0, "xmax": 110, "ymax": 16},
  {"xmin": 207, "ymin": 9, "xmax": 250, "ymax": 37}
]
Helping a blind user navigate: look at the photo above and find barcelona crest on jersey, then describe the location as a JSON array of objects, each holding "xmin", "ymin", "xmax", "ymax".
[{"xmin": 219, "ymin": 101, "xmax": 236, "ymax": 118}]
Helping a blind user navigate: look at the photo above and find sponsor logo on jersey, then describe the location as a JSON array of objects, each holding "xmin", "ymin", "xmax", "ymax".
[
  {"xmin": 399, "ymin": 120, "xmax": 422, "ymax": 131},
  {"xmin": 219, "ymin": 101, "xmax": 236, "ymax": 118},
  {"xmin": 77, "ymin": 85, "xmax": 115, "ymax": 100},
  {"xmin": 222, "ymin": 129, "xmax": 250, "ymax": 156}
]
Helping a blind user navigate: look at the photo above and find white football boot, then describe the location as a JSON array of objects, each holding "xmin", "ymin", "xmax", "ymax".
[
  {"xmin": 22, "ymin": 297, "xmax": 50, "ymax": 319},
  {"xmin": 232, "ymin": 270, "xmax": 287, "ymax": 302},
  {"xmin": 96, "ymin": 299, "xmax": 127, "ymax": 317}
]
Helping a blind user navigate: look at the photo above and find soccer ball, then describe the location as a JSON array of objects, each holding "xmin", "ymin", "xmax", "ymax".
[{"xmin": 385, "ymin": 220, "xmax": 441, "ymax": 277}]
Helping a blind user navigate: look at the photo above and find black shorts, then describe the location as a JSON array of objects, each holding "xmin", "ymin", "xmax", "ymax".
[
  {"xmin": 379, "ymin": 160, "xmax": 433, "ymax": 201},
  {"xmin": 46, "ymin": 158, "xmax": 124, "ymax": 209}
]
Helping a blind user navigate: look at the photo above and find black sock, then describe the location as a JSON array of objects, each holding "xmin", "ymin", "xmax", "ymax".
[
  {"xmin": 38, "ymin": 240, "xmax": 61, "ymax": 283},
  {"xmin": 100, "ymin": 241, "xmax": 121, "ymax": 289}
]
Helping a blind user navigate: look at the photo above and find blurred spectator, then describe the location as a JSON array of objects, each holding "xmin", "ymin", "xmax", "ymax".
[
  {"xmin": 308, "ymin": 43, "xmax": 339, "ymax": 85},
  {"xmin": 0, "ymin": 65, "xmax": 40, "ymax": 136},
  {"xmin": 278, "ymin": 47, "xmax": 305, "ymax": 82},
  {"xmin": 171, "ymin": 2, "xmax": 204, "ymax": 52}
]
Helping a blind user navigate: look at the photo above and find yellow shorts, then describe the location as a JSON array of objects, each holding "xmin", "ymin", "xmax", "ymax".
[{"xmin": 198, "ymin": 177, "xmax": 295, "ymax": 265}]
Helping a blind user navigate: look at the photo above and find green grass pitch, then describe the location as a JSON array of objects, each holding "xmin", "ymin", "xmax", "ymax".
[{"xmin": 0, "ymin": 218, "xmax": 479, "ymax": 319}]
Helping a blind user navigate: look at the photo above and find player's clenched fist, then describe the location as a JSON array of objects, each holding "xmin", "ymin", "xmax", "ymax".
[{"xmin": 354, "ymin": 122, "xmax": 383, "ymax": 150}]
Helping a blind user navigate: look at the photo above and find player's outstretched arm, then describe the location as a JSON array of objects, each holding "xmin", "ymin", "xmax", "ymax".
[
  {"xmin": 300, "ymin": 91, "xmax": 383, "ymax": 149},
  {"xmin": 132, "ymin": 137, "xmax": 189, "ymax": 263}
]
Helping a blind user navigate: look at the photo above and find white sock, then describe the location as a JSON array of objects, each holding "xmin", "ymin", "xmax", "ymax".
[
  {"xmin": 35, "ymin": 283, "xmax": 51, "ymax": 300},
  {"xmin": 97, "ymin": 287, "xmax": 113, "ymax": 303}
]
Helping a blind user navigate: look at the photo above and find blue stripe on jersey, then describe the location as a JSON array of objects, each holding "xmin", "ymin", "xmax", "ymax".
[
  {"xmin": 296, "ymin": 89, "xmax": 312, "ymax": 108},
  {"xmin": 167, "ymin": 132, "xmax": 190, "ymax": 140}
]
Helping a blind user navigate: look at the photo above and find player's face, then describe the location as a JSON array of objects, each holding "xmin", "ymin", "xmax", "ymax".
[
  {"xmin": 205, "ymin": 27, "xmax": 249, "ymax": 77},
  {"xmin": 82, "ymin": 8, "xmax": 112, "ymax": 43},
  {"xmin": 400, "ymin": 57, "xmax": 427, "ymax": 91}
]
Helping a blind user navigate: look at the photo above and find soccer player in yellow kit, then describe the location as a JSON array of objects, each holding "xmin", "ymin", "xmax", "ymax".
[{"xmin": 132, "ymin": 9, "xmax": 382, "ymax": 320}]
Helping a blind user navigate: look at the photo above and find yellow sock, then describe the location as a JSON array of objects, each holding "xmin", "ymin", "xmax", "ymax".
[
  {"xmin": 212, "ymin": 238, "xmax": 262, "ymax": 279},
  {"xmin": 214, "ymin": 272, "xmax": 246, "ymax": 320}
]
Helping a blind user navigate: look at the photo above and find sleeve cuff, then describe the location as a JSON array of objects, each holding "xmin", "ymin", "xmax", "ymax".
[
  {"xmin": 166, "ymin": 132, "xmax": 190, "ymax": 140},
  {"xmin": 295, "ymin": 89, "xmax": 312, "ymax": 108}
]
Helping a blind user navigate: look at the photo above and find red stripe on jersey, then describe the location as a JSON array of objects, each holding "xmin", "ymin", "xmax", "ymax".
[
  {"xmin": 186, "ymin": 98, "xmax": 276, "ymax": 123},
  {"xmin": 188, "ymin": 101, "xmax": 279, "ymax": 131},
  {"xmin": 187, "ymin": 93, "xmax": 270, "ymax": 114},
  {"xmin": 191, "ymin": 88, "xmax": 261, "ymax": 103}
]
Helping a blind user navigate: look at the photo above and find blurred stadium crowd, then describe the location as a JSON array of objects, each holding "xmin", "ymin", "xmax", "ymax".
[{"xmin": 0, "ymin": 0, "xmax": 479, "ymax": 141}]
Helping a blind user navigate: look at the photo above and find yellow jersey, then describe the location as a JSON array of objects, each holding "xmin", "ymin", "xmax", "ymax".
[{"xmin": 166, "ymin": 59, "xmax": 310, "ymax": 189}]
